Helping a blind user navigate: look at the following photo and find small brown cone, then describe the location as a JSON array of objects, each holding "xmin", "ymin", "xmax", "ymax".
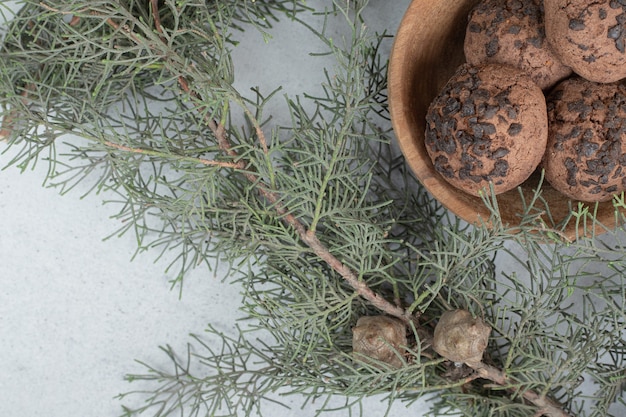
[
  {"xmin": 433, "ymin": 309, "xmax": 491, "ymax": 365},
  {"xmin": 352, "ymin": 315, "xmax": 407, "ymax": 369}
]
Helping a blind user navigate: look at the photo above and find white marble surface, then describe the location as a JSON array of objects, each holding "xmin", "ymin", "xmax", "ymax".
[{"xmin": 0, "ymin": 1, "xmax": 434, "ymax": 416}]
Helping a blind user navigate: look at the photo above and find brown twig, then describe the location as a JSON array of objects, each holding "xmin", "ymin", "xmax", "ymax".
[
  {"xmin": 470, "ymin": 362, "xmax": 572, "ymax": 417},
  {"xmin": 1, "ymin": 86, "xmax": 32, "ymax": 141},
  {"xmin": 103, "ymin": 141, "xmax": 239, "ymax": 169},
  {"xmin": 150, "ymin": 0, "xmax": 163, "ymax": 35},
  {"xmin": 0, "ymin": 112, "xmax": 14, "ymax": 141}
]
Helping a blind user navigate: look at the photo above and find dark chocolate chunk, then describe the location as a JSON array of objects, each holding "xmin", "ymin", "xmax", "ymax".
[
  {"xmin": 491, "ymin": 159, "xmax": 509, "ymax": 177},
  {"xmin": 474, "ymin": 89, "xmax": 491, "ymax": 100},
  {"xmin": 434, "ymin": 155, "xmax": 455, "ymax": 178},
  {"xmin": 469, "ymin": 22, "xmax": 482, "ymax": 33},
  {"xmin": 583, "ymin": 54, "xmax": 597, "ymax": 63},
  {"xmin": 608, "ymin": 24, "xmax": 622, "ymax": 39},
  {"xmin": 568, "ymin": 19, "xmax": 586, "ymax": 31},
  {"xmin": 567, "ymin": 100, "xmax": 592, "ymax": 118},
  {"xmin": 508, "ymin": 24, "xmax": 521, "ymax": 35},
  {"xmin": 506, "ymin": 107, "xmax": 518, "ymax": 120},
  {"xmin": 490, "ymin": 147, "xmax": 510, "ymax": 159},
  {"xmin": 527, "ymin": 36, "xmax": 542, "ymax": 48},
  {"xmin": 600, "ymin": 8, "xmax": 608, "ymax": 19},
  {"xmin": 439, "ymin": 134, "xmax": 458, "ymax": 154},
  {"xmin": 443, "ymin": 97, "xmax": 461, "ymax": 116},
  {"xmin": 565, "ymin": 157, "xmax": 579, "ymax": 186},
  {"xmin": 507, "ymin": 123, "xmax": 523, "ymax": 136},
  {"xmin": 461, "ymin": 101, "xmax": 476, "ymax": 117},
  {"xmin": 486, "ymin": 38, "xmax": 500, "ymax": 57},
  {"xmin": 483, "ymin": 104, "xmax": 500, "ymax": 119},
  {"xmin": 472, "ymin": 138, "xmax": 491, "ymax": 155},
  {"xmin": 578, "ymin": 139, "xmax": 599, "ymax": 157}
]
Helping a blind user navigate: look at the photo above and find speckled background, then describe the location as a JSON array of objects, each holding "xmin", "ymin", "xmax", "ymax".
[{"xmin": 0, "ymin": 1, "xmax": 435, "ymax": 416}]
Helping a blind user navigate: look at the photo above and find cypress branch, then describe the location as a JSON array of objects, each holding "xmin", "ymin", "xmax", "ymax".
[{"xmin": 2, "ymin": 1, "xmax": 626, "ymax": 416}]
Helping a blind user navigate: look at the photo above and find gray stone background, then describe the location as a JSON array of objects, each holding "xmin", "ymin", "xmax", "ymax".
[{"xmin": 0, "ymin": 1, "xmax": 437, "ymax": 416}]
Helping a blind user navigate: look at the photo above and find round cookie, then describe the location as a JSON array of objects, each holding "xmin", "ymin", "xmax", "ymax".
[
  {"xmin": 543, "ymin": 77, "xmax": 626, "ymax": 202},
  {"xmin": 425, "ymin": 63, "xmax": 548, "ymax": 196},
  {"xmin": 544, "ymin": 0, "xmax": 626, "ymax": 83},
  {"xmin": 465, "ymin": 0, "xmax": 572, "ymax": 90}
]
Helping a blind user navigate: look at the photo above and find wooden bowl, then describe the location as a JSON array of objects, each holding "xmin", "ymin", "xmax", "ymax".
[{"xmin": 388, "ymin": 0, "xmax": 623, "ymax": 240}]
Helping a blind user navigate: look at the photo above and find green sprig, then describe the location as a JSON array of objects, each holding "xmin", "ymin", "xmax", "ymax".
[{"xmin": 3, "ymin": 1, "xmax": 626, "ymax": 416}]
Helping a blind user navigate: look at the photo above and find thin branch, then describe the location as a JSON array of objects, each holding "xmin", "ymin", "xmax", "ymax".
[
  {"xmin": 150, "ymin": 0, "xmax": 163, "ymax": 35},
  {"xmin": 471, "ymin": 362, "xmax": 572, "ymax": 417},
  {"xmin": 103, "ymin": 141, "xmax": 240, "ymax": 169},
  {"xmin": 1, "ymin": 86, "xmax": 33, "ymax": 141},
  {"xmin": 0, "ymin": 113, "xmax": 14, "ymax": 141}
]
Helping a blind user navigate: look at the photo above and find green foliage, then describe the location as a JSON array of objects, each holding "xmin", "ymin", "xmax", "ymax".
[{"xmin": 3, "ymin": 1, "xmax": 626, "ymax": 416}]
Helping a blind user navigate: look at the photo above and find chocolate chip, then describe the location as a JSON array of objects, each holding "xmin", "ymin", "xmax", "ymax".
[
  {"xmin": 592, "ymin": 100, "xmax": 606, "ymax": 111},
  {"xmin": 434, "ymin": 155, "xmax": 455, "ymax": 178},
  {"xmin": 483, "ymin": 123, "xmax": 497, "ymax": 135},
  {"xmin": 486, "ymin": 38, "xmax": 499, "ymax": 57},
  {"xmin": 461, "ymin": 101, "xmax": 476, "ymax": 117},
  {"xmin": 468, "ymin": 22, "xmax": 482, "ymax": 33},
  {"xmin": 471, "ymin": 123, "xmax": 485, "ymax": 139},
  {"xmin": 607, "ymin": 18, "xmax": 626, "ymax": 52},
  {"xmin": 584, "ymin": 54, "xmax": 597, "ymax": 63},
  {"xmin": 458, "ymin": 167, "xmax": 469, "ymax": 180},
  {"xmin": 568, "ymin": 19, "xmax": 586, "ymax": 31},
  {"xmin": 590, "ymin": 186, "xmax": 603, "ymax": 195},
  {"xmin": 474, "ymin": 89, "xmax": 491, "ymax": 100},
  {"xmin": 600, "ymin": 8, "xmax": 608, "ymax": 19},
  {"xmin": 565, "ymin": 158, "xmax": 579, "ymax": 186},
  {"xmin": 443, "ymin": 97, "xmax": 461, "ymax": 116},
  {"xmin": 608, "ymin": 24, "xmax": 621, "ymax": 39},
  {"xmin": 439, "ymin": 135, "xmax": 458, "ymax": 154},
  {"xmin": 490, "ymin": 147, "xmax": 510, "ymax": 159},
  {"xmin": 487, "ymin": 105, "xmax": 501, "ymax": 119},
  {"xmin": 508, "ymin": 25, "xmax": 521, "ymax": 35},
  {"xmin": 461, "ymin": 152, "xmax": 482, "ymax": 167},
  {"xmin": 491, "ymin": 159, "xmax": 509, "ymax": 177},
  {"xmin": 527, "ymin": 37, "xmax": 542, "ymax": 48},
  {"xmin": 507, "ymin": 123, "xmax": 523, "ymax": 136},
  {"xmin": 576, "ymin": 42, "xmax": 590, "ymax": 51},
  {"xmin": 567, "ymin": 100, "xmax": 592, "ymax": 118},
  {"xmin": 494, "ymin": 90, "xmax": 511, "ymax": 106},
  {"xmin": 457, "ymin": 131, "xmax": 473, "ymax": 147},
  {"xmin": 472, "ymin": 138, "xmax": 491, "ymax": 155},
  {"xmin": 578, "ymin": 140, "xmax": 599, "ymax": 157}
]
